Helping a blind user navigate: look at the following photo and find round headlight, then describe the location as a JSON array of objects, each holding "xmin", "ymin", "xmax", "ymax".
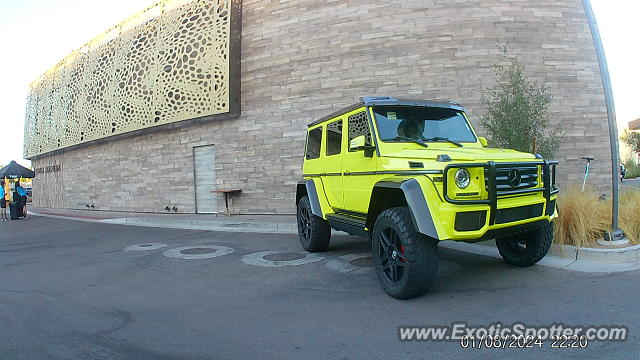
[{"xmin": 455, "ymin": 168, "xmax": 470, "ymax": 189}]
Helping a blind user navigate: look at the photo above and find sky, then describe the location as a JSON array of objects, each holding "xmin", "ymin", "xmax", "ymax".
[{"xmin": 0, "ymin": 0, "xmax": 638, "ymax": 167}]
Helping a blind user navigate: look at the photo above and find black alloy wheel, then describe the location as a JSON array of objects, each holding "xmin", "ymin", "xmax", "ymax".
[{"xmin": 296, "ymin": 196, "xmax": 331, "ymax": 252}]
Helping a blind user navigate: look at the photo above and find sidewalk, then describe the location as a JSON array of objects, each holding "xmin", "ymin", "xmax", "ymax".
[
  {"xmin": 29, "ymin": 207, "xmax": 299, "ymax": 234},
  {"xmin": 621, "ymin": 177, "xmax": 640, "ymax": 189},
  {"xmin": 29, "ymin": 206, "xmax": 640, "ymax": 273}
]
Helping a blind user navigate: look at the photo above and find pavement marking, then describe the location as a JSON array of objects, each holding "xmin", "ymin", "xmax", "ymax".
[
  {"xmin": 125, "ymin": 243, "xmax": 169, "ymax": 251},
  {"xmin": 163, "ymin": 245, "xmax": 234, "ymax": 260},
  {"xmin": 241, "ymin": 251, "xmax": 325, "ymax": 267},
  {"xmin": 325, "ymin": 253, "xmax": 373, "ymax": 274}
]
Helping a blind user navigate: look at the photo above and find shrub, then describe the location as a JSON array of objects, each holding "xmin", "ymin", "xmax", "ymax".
[
  {"xmin": 623, "ymin": 157, "xmax": 640, "ymax": 179},
  {"xmin": 554, "ymin": 184, "xmax": 609, "ymax": 247},
  {"xmin": 554, "ymin": 184, "xmax": 640, "ymax": 246},
  {"xmin": 618, "ymin": 189, "xmax": 640, "ymax": 244}
]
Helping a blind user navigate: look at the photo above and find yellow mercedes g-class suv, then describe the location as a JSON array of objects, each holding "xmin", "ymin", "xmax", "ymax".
[{"xmin": 296, "ymin": 96, "xmax": 558, "ymax": 299}]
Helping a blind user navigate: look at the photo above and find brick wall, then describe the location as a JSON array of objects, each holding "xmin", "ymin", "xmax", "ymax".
[{"xmin": 32, "ymin": 0, "xmax": 612, "ymax": 214}]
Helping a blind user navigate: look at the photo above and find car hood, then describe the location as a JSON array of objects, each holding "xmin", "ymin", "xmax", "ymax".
[{"xmin": 383, "ymin": 147, "xmax": 537, "ymax": 162}]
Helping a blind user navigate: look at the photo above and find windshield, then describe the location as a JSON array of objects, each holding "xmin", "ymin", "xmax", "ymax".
[{"xmin": 373, "ymin": 106, "xmax": 477, "ymax": 144}]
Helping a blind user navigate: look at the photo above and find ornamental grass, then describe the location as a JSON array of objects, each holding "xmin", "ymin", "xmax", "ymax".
[
  {"xmin": 553, "ymin": 184, "xmax": 640, "ymax": 247},
  {"xmin": 554, "ymin": 184, "xmax": 610, "ymax": 247}
]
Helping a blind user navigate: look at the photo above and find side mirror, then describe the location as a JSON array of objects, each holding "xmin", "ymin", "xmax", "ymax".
[
  {"xmin": 349, "ymin": 135, "xmax": 375, "ymax": 157},
  {"xmin": 478, "ymin": 136, "xmax": 488, "ymax": 147}
]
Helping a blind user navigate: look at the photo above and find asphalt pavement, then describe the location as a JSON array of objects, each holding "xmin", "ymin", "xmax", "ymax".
[{"xmin": 1, "ymin": 216, "xmax": 639, "ymax": 359}]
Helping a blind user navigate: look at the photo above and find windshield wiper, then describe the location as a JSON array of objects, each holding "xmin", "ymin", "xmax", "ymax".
[
  {"xmin": 422, "ymin": 136, "xmax": 463, "ymax": 147},
  {"xmin": 386, "ymin": 136, "xmax": 429, "ymax": 148}
]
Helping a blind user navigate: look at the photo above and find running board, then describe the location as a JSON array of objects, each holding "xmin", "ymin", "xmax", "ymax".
[{"xmin": 326, "ymin": 213, "xmax": 369, "ymax": 238}]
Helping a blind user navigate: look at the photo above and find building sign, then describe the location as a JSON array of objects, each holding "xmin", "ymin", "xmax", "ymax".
[
  {"xmin": 34, "ymin": 164, "xmax": 63, "ymax": 175},
  {"xmin": 23, "ymin": 0, "xmax": 240, "ymax": 159}
]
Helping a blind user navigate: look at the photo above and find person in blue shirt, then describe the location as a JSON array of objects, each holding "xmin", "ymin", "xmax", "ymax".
[
  {"xmin": 16, "ymin": 181, "xmax": 27, "ymax": 219},
  {"xmin": 0, "ymin": 180, "xmax": 6, "ymax": 221}
]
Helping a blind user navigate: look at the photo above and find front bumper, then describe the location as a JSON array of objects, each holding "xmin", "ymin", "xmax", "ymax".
[{"xmin": 439, "ymin": 160, "xmax": 558, "ymax": 241}]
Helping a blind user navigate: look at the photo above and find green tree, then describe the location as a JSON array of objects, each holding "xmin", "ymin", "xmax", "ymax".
[
  {"xmin": 621, "ymin": 130, "xmax": 640, "ymax": 158},
  {"xmin": 481, "ymin": 52, "xmax": 562, "ymax": 159}
]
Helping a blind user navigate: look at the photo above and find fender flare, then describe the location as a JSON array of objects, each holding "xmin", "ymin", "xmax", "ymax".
[
  {"xmin": 297, "ymin": 179, "xmax": 323, "ymax": 217},
  {"xmin": 368, "ymin": 178, "xmax": 439, "ymax": 240},
  {"xmin": 400, "ymin": 179, "xmax": 439, "ymax": 239}
]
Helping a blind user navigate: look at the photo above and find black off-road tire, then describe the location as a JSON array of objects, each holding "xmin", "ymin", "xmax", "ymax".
[
  {"xmin": 496, "ymin": 222, "xmax": 553, "ymax": 267},
  {"xmin": 297, "ymin": 196, "xmax": 331, "ymax": 252},
  {"xmin": 372, "ymin": 207, "xmax": 438, "ymax": 299}
]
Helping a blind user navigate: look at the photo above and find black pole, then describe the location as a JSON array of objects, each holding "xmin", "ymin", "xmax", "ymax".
[{"xmin": 581, "ymin": 0, "xmax": 624, "ymax": 242}]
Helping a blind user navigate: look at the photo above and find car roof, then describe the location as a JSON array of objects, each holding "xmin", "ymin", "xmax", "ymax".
[{"xmin": 307, "ymin": 96, "xmax": 465, "ymax": 127}]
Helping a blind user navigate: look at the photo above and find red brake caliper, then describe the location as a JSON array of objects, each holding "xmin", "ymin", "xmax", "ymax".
[{"xmin": 399, "ymin": 245, "xmax": 405, "ymax": 262}]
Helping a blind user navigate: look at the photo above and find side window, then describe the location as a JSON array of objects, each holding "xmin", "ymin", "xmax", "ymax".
[
  {"xmin": 306, "ymin": 127, "xmax": 322, "ymax": 159},
  {"xmin": 348, "ymin": 111, "xmax": 372, "ymax": 149},
  {"xmin": 326, "ymin": 119, "xmax": 343, "ymax": 156}
]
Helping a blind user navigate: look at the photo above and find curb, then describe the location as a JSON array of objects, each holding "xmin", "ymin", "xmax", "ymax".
[
  {"xmin": 100, "ymin": 217, "xmax": 300, "ymax": 234},
  {"xmin": 30, "ymin": 211, "xmax": 640, "ymax": 273},
  {"xmin": 99, "ymin": 217, "xmax": 350, "ymax": 235},
  {"xmin": 441, "ymin": 241, "xmax": 640, "ymax": 273},
  {"xmin": 30, "ymin": 211, "xmax": 343, "ymax": 235},
  {"xmin": 575, "ymin": 244, "xmax": 640, "ymax": 263}
]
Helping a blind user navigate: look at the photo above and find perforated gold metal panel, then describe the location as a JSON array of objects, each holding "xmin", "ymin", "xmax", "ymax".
[{"xmin": 24, "ymin": 0, "xmax": 233, "ymax": 158}]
